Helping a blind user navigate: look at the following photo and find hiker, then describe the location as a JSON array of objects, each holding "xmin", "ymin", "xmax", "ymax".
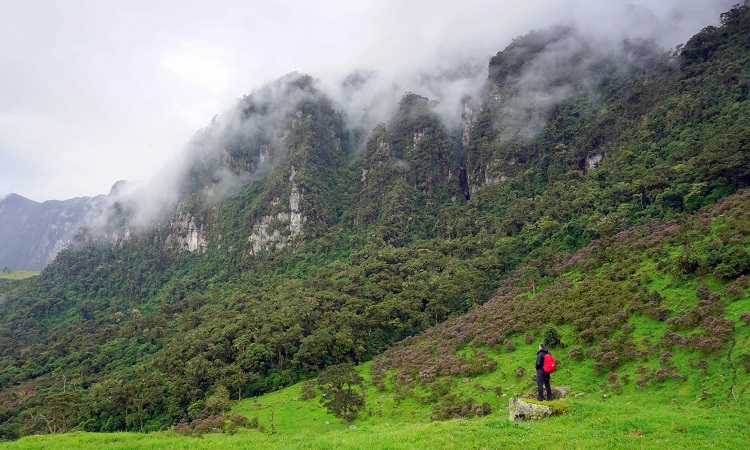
[{"xmin": 536, "ymin": 343, "xmax": 553, "ymax": 400}]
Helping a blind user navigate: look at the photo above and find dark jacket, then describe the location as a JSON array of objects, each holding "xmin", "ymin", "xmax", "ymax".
[{"xmin": 536, "ymin": 349, "xmax": 549, "ymax": 372}]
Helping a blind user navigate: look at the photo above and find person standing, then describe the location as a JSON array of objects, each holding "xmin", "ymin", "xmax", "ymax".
[{"xmin": 536, "ymin": 343, "xmax": 552, "ymax": 401}]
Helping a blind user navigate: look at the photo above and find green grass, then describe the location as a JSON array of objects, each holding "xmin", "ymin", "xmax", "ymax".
[
  {"xmin": 2, "ymin": 394, "xmax": 748, "ymax": 449},
  {"xmin": 0, "ymin": 271, "xmax": 38, "ymax": 280}
]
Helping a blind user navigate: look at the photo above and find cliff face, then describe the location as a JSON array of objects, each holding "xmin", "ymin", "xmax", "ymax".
[
  {"xmin": 74, "ymin": 74, "xmax": 347, "ymax": 260},
  {"xmin": 0, "ymin": 193, "xmax": 106, "ymax": 270}
]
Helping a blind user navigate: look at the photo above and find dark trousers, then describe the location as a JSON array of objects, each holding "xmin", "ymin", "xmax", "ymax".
[{"xmin": 537, "ymin": 370, "xmax": 551, "ymax": 400}]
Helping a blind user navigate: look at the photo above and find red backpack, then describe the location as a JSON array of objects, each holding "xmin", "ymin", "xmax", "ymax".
[{"xmin": 543, "ymin": 353, "xmax": 556, "ymax": 374}]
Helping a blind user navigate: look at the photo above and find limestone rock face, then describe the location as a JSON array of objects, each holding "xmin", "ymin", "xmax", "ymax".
[
  {"xmin": 508, "ymin": 397, "xmax": 552, "ymax": 421},
  {"xmin": 247, "ymin": 166, "xmax": 305, "ymax": 254},
  {"xmin": 165, "ymin": 212, "xmax": 207, "ymax": 254}
]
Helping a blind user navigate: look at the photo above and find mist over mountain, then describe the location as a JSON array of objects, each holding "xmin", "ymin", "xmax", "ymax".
[{"xmin": 0, "ymin": 2, "xmax": 749, "ymax": 442}]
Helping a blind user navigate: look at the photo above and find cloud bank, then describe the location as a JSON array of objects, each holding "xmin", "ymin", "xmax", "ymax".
[{"xmin": 0, "ymin": 0, "xmax": 735, "ymax": 202}]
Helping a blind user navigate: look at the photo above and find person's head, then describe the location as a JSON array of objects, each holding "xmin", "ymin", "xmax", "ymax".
[{"xmin": 539, "ymin": 343, "xmax": 547, "ymax": 351}]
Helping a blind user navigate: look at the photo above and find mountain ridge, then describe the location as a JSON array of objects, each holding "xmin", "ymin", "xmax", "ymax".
[{"xmin": 0, "ymin": 191, "xmax": 109, "ymax": 270}]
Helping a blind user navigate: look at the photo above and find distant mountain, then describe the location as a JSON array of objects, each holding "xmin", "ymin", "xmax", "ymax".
[{"xmin": 0, "ymin": 191, "xmax": 108, "ymax": 270}]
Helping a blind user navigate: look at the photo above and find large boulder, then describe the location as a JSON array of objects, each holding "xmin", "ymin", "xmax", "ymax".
[{"xmin": 508, "ymin": 397, "xmax": 552, "ymax": 421}]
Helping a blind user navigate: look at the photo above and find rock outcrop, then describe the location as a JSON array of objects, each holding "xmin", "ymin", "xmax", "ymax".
[
  {"xmin": 248, "ymin": 166, "xmax": 305, "ymax": 254},
  {"xmin": 508, "ymin": 397, "xmax": 552, "ymax": 421}
]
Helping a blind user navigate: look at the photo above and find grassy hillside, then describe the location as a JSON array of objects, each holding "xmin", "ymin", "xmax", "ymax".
[
  {"xmin": 0, "ymin": 271, "xmax": 38, "ymax": 281},
  {"xmin": 0, "ymin": 2, "xmax": 749, "ymax": 444}
]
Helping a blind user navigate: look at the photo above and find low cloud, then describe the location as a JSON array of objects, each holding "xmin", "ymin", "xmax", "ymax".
[{"xmin": 28, "ymin": 0, "xmax": 736, "ymax": 239}]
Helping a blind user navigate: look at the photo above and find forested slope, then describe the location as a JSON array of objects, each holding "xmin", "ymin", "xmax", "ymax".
[{"xmin": 0, "ymin": 2, "xmax": 749, "ymax": 440}]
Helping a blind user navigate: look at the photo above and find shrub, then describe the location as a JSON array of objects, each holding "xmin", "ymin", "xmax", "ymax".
[
  {"xmin": 466, "ymin": 351, "xmax": 498, "ymax": 376},
  {"xmin": 738, "ymin": 352, "xmax": 750, "ymax": 373},
  {"xmin": 740, "ymin": 312, "xmax": 750, "ymax": 325},
  {"xmin": 230, "ymin": 414, "xmax": 250, "ymax": 428},
  {"xmin": 650, "ymin": 306, "xmax": 672, "ymax": 321},
  {"xmin": 430, "ymin": 394, "xmax": 492, "ymax": 421},
  {"xmin": 543, "ymin": 325, "xmax": 562, "ymax": 347},
  {"xmin": 599, "ymin": 351, "xmax": 621, "ymax": 370},
  {"xmin": 174, "ymin": 414, "xmax": 227, "ymax": 437},
  {"xmin": 713, "ymin": 245, "xmax": 750, "ymax": 279},
  {"xmin": 505, "ymin": 340, "xmax": 517, "ymax": 351},
  {"xmin": 724, "ymin": 283, "xmax": 743, "ymax": 301},
  {"xmin": 659, "ymin": 351, "xmax": 674, "ymax": 366},
  {"xmin": 696, "ymin": 285, "xmax": 712, "ymax": 299},
  {"xmin": 579, "ymin": 328, "xmax": 596, "ymax": 343},
  {"xmin": 426, "ymin": 378, "xmax": 453, "ymax": 403},
  {"xmin": 301, "ymin": 380, "xmax": 317, "ymax": 400},
  {"xmin": 569, "ymin": 346, "xmax": 584, "ymax": 361}
]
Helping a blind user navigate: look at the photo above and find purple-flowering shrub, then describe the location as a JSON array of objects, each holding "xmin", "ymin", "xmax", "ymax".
[
  {"xmin": 696, "ymin": 285, "xmax": 712, "ymax": 299},
  {"xmin": 174, "ymin": 412, "xmax": 228, "ymax": 437},
  {"xmin": 430, "ymin": 394, "xmax": 492, "ymax": 421},
  {"xmin": 301, "ymin": 380, "xmax": 317, "ymax": 400},
  {"xmin": 659, "ymin": 351, "xmax": 674, "ymax": 366},
  {"xmin": 666, "ymin": 299, "xmax": 724, "ymax": 330},
  {"xmin": 724, "ymin": 283, "xmax": 743, "ymax": 301},
  {"xmin": 695, "ymin": 359, "xmax": 709, "ymax": 374}
]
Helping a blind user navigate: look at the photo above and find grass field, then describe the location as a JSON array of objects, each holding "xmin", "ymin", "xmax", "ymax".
[
  {"xmin": 0, "ymin": 271, "xmax": 39, "ymax": 280},
  {"xmin": 1, "ymin": 394, "xmax": 747, "ymax": 449}
]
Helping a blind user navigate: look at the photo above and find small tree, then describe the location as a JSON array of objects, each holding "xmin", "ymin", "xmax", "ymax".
[
  {"xmin": 205, "ymin": 385, "xmax": 231, "ymax": 415},
  {"xmin": 543, "ymin": 324, "xmax": 562, "ymax": 348},
  {"xmin": 317, "ymin": 363, "xmax": 366, "ymax": 424}
]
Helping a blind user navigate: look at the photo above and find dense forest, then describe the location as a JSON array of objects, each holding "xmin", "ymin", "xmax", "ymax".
[{"xmin": 0, "ymin": 2, "xmax": 749, "ymax": 439}]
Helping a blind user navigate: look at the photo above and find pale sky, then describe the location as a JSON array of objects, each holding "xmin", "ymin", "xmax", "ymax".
[{"xmin": 0, "ymin": 0, "xmax": 734, "ymax": 201}]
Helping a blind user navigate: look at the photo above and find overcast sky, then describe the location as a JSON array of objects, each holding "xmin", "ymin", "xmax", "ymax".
[{"xmin": 0, "ymin": 0, "xmax": 734, "ymax": 202}]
